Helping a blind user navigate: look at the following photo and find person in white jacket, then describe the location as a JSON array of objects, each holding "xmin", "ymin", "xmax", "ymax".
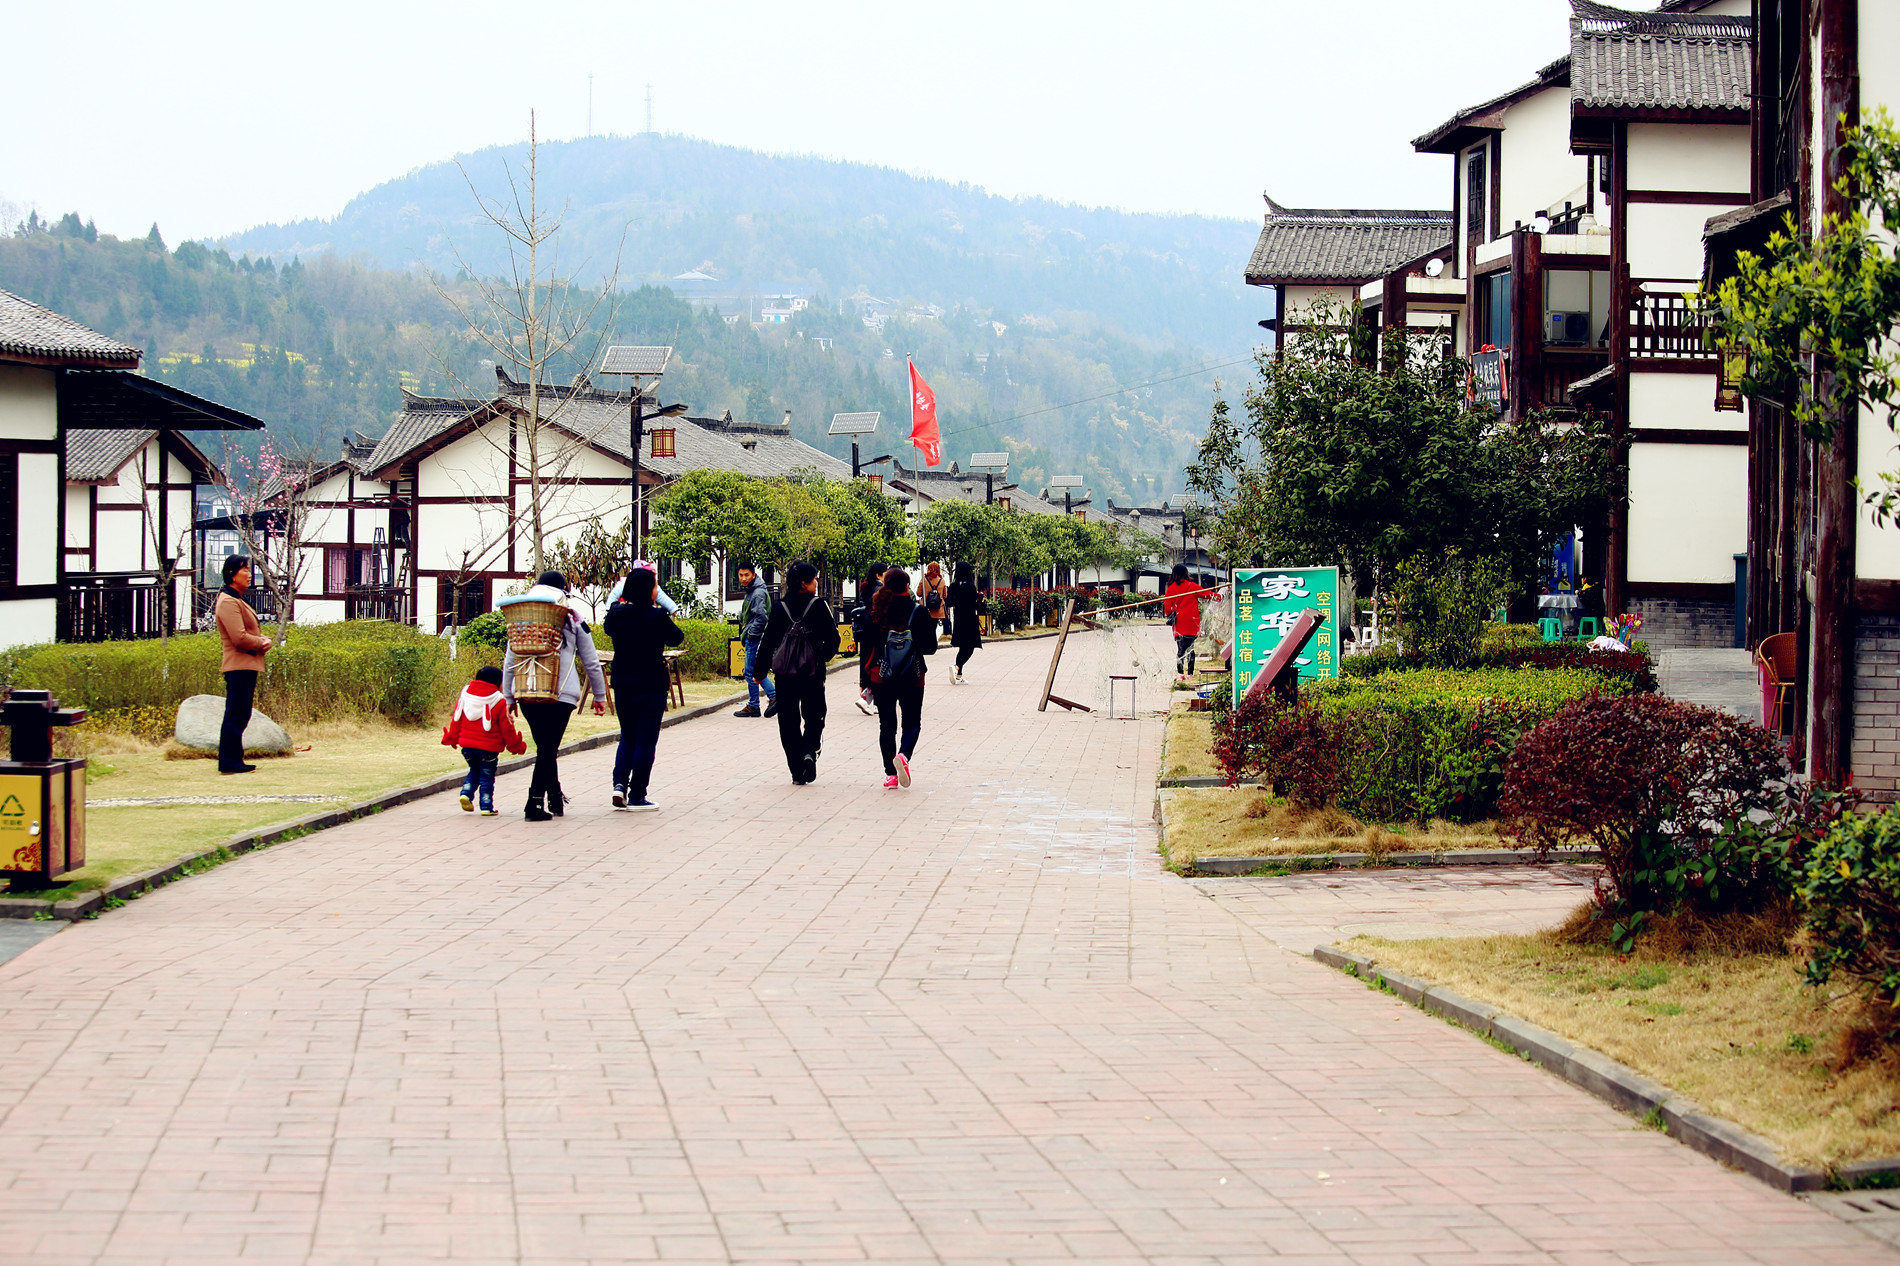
[{"xmin": 502, "ymin": 570, "xmax": 608, "ymax": 821}]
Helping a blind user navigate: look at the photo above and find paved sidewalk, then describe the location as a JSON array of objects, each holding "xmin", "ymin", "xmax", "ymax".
[
  {"xmin": 1659, "ymin": 647, "xmax": 1760, "ymax": 719},
  {"xmin": 0, "ymin": 630, "xmax": 1889, "ymax": 1265}
]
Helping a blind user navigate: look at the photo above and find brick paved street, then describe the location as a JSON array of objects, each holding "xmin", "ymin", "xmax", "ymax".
[{"xmin": 0, "ymin": 630, "xmax": 1891, "ymax": 1265}]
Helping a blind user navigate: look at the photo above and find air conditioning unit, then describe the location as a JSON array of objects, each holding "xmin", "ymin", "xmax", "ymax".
[{"xmin": 1547, "ymin": 311, "xmax": 1590, "ymax": 346}]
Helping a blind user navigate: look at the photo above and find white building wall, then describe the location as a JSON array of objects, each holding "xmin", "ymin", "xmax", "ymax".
[
  {"xmin": 16, "ymin": 452, "xmax": 58, "ymax": 586},
  {"xmin": 1626, "ymin": 124, "xmax": 1750, "ymax": 193},
  {"xmin": 0, "ymin": 365, "xmax": 57, "ymax": 441},
  {"xmin": 1628, "ymin": 443, "xmax": 1748, "ymax": 584},
  {"xmin": 1499, "ymin": 87, "xmax": 1587, "ymax": 223},
  {"xmin": 1627, "ymin": 203, "xmax": 1733, "ymax": 277},
  {"xmin": 1, "ymin": 600, "xmax": 56, "ymax": 648},
  {"xmin": 1629, "ymin": 373, "xmax": 1744, "ymax": 433}
]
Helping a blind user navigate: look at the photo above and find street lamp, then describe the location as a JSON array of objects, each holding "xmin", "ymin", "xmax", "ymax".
[
  {"xmin": 599, "ymin": 345, "xmax": 679, "ymax": 560},
  {"xmin": 969, "ymin": 452, "xmax": 1009, "ymax": 504},
  {"xmin": 828, "ymin": 411, "xmax": 881, "ymax": 476}
]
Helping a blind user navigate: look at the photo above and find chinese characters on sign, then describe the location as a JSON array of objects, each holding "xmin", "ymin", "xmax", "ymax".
[{"xmin": 1232, "ymin": 567, "xmax": 1340, "ymax": 701}]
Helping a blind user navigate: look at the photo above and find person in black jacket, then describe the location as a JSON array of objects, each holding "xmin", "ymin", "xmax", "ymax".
[
  {"xmin": 945, "ymin": 560, "xmax": 984, "ymax": 684},
  {"xmin": 601, "ymin": 568, "xmax": 684, "ymax": 811},
  {"xmin": 851, "ymin": 561, "xmax": 889, "ymax": 715},
  {"xmin": 756, "ymin": 560, "xmax": 842, "ymax": 785},
  {"xmin": 865, "ymin": 567, "xmax": 937, "ymax": 788}
]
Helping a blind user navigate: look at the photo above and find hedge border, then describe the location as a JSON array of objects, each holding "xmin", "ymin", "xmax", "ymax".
[{"xmin": 1313, "ymin": 943, "xmax": 1900, "ymax": 1194}]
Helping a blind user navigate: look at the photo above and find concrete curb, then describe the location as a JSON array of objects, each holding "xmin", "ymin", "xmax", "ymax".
[
  {"xmin": 0, "ymin": 673, "xmax": 799, "ymax": 921},
  {"xmin": 1191, "ymin": 848, "xmax": 1603, "ymax": 875},
  {"xmin": 1313, "ymin": 943, "xmax": 1900, "ymax": 1193}
]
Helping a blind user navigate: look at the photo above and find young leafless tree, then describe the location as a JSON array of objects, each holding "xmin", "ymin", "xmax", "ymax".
[{"xmin": 431, "ymin": 111, "xmax": 625, "ymax": 575}]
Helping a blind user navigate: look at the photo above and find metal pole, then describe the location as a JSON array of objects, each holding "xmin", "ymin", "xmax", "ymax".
[
  {"xmin": 986, "ymin": 473, "xmax": 994, "ymax": 504},
  {"xmin": 852, "ymin": 441, "xmax": 860, "ymax": 478},
  {"xmin": 630, "ymin": 391, "xmax": 644, "ymax": 562}
]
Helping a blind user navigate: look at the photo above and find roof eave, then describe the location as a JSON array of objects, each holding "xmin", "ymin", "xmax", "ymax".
[{"xmin": 1, "ymin": 348, "xmax": 142, "ymax": 371}]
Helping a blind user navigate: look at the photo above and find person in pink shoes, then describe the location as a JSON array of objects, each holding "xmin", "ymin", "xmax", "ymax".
[
  {"xmin": 440, "ymin": 665, "xmax": 527, "ymax": 815},
  {"xmin": 863, "ymin": 568, "xmax": 936, "ymax": 788}
]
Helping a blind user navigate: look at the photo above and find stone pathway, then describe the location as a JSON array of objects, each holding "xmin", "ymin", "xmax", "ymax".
[
  {"xmin": 1658, "ymin": 647, "xmax": 1760, "ymax": 719},
  {"xmin": 0, "ymin": 630, "xmax": 1889, "ymax": 1264}
]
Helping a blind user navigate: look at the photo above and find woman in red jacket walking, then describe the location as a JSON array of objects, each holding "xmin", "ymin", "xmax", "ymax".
[
  {"xmin": 441, "ymin": 665, "xmax": 527, "ymax": 815},
  {"xmin": 1162, "ymin": 564, "xmax": 1206, "ymax": 680}
]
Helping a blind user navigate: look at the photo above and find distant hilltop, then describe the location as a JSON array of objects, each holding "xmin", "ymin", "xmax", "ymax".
[{"xmin": 221, "ymin": 133, "xmax": 1258, "ymax": 356}]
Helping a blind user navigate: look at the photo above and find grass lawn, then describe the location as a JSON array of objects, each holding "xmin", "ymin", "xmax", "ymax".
[
  {"xmin": 1162, "ymin": 706, "xmax": 1220, "ymax": 781},
  {"xmin": 1351, "ymin": 930, "xmax": 1900, "ymax": 1169},
  {"xmin": 1160, "ymin": 786, "xmax": 1509, "ymax": 869},
  {"xmin": 11, "ymin": 677, "xmax": 747, "ymax": 901}
]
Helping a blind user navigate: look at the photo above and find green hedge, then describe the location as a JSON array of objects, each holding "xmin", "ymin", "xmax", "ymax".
[{"xmin": 1216, "ymin": 667, "xmax": 1624, "ymax": 824}]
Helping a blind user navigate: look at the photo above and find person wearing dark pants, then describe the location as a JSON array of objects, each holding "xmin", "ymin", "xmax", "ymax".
[
  {"xmin": 945, "ymin": 560, "xmax": 983, "ymax": 684},
  {"xmin": 504, "ymin": 570, "xmax": 608, "ymax": 821},
  {"xmin": 602, "ymin": 567, "xmax": 684, "ymax": 811},
  {"xmin": 864, "ymin": 567, "xmax": 936, "ymax": 788},
  {"xmin": 213, "ymin": 554, "xmax": 272, "ymax": 774},
  {"xmin": 756, "ymin": 561, "xmax": 841, "ymax": 784},
  {"xmin": 1162, "ymin": 563, "xmax": 1205, "ymax": 680}
]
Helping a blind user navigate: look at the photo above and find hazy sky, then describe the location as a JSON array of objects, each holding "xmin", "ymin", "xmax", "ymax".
[{"xmin": 9, "ymin": 1, "xmax": 1611, "ymax": 244}]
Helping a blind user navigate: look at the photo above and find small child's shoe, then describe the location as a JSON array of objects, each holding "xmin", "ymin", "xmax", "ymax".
[{"xmin": 459, "ymin": 793, "xmax": 474, "ymax": 812}]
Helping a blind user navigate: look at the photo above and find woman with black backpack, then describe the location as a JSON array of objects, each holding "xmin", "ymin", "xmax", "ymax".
[
  {"xmin": 863, "ymin": 568, "xmax": 936, "ymax": 788},
  {"xmin": 756, "ymin": 561, "xmax": 842, "ymax": 785}
]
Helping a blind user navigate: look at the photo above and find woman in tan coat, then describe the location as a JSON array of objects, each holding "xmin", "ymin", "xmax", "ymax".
[{"xmin": 214, "ymin": 554, "xmax": 272, "ymax": 774}]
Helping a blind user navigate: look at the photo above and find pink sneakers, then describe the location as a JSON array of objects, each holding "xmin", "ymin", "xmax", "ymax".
[
  {"xmin": 895, "ymin": 753, "xmax": 912, "ymax": 788},
  {"xmin": 882, "ymin": 775, "xmax": 900, "ymax": 789}
]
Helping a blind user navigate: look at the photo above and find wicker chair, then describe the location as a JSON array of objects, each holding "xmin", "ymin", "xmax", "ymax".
[{"xmin": 1756, "ymin": 632, "xmax": 1798, "ymax": 735}]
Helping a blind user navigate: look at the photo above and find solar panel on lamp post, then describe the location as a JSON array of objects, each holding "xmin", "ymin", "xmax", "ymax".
[
  {"xmin": 598, "ymin": 346, "xmax": 674, "ymax": 560},
  {"xmin": 1050, "ymin": 473, "xmax": 1083, "ymax": 519},
  {"xmin": 969, "ymin": 452, "xmax": 1008, "ymax": 505},
  {"xmin": 828, "ymin": 411, "xmax": 880, "ymax": 477}
]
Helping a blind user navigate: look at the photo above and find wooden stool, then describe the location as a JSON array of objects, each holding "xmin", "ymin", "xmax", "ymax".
[{"xmin": 662, "ymin": 649, "xmax": 687, "ymax": 710}]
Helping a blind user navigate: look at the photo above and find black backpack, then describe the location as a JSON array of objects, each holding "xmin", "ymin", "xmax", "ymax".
[
  {"xmin": 771, "ymin": 598, "xmax": 821, "ymax": 678},
  {"xmin": 870, "ymin": 599, "xmax": 921, "ymax": 684}
]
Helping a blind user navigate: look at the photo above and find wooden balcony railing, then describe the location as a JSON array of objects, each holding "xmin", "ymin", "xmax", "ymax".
[
  {"xmin": 60, "ymin": 573, "xmax": 168, "ymax": 643},
  {"xmin": 1626, "ymin": 281, "xmax": 1718, "ymax": 365}
]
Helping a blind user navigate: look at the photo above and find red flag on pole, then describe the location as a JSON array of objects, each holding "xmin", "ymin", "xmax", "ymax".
[{"xmin": 908, "ymin": 360, "xmax": 941, "ymax": 466}]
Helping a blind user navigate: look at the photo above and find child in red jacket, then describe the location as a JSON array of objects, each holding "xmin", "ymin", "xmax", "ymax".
[{"xmin": 441, "ymin": 665, "xmax": 527, "ymax": 815}]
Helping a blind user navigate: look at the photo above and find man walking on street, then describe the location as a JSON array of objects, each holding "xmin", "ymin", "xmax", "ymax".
[
  {"xmin": 756, "ymin": 560, "xmax": 841, "ymax": 784},
  {"xmin": 603, "ymin": 568, "xmax": 684, "ymax": 811},
  {"xmin": 733, "ymin": 563, "xmax": 779, "ymax": 718}
]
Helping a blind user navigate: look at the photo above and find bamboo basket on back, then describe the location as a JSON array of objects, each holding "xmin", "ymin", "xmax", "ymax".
[{"xmin": 497, "ymin": 595, "xmax": 568, "ymax": 701}]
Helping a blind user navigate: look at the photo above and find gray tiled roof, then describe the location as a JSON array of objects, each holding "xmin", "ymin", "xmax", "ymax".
[
  {"xmin": 1571, "ymin": 0, "xmax": 1751, "ymax": 113},
  {"xmin": 65, "ymin": 428, "xmax": 155, "ymax": 483},
  {"xmin": 1245, "ymin": 199, "xmax": 1453, "ymax": 286},
  {"xmin": 365, "ymin": 382, "xmax": 851, "ymax": 483},
  {"xmin": 1413, "ymin": 57, "xmax": 1571, "ymax": 154},
  {"xmin": 0, "ymin": 290, "xmax": 140, "ymax": 366}
]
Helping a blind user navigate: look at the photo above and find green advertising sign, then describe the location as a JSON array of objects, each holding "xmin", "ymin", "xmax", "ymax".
[{"xmin": 1232, "ymin": 567, "xmax": 1340, "ymax": 700}]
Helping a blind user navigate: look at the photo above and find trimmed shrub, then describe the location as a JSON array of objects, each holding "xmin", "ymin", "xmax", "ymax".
[
  {"xmin": 1802, "ymin": 806, "xmax": 1900, "ymax": 1010},
  {"xmin": 1383, "ymin": 552, "xmax": 1509, "ymax": 668},
  {"xmin": 1501, "ymin": 693, "xmax": 1789, "ymax": 941},
  {"xmin": 457, "ymin": 611, "xmax": 508, "ymax": 649},
  {"xmin": 1343, "ymin": 640, "xmax": 1655, "ymax": 694},
  {"xmin": 1216, "ymin": 667, "xmax": 1617, "ymax": 823}
]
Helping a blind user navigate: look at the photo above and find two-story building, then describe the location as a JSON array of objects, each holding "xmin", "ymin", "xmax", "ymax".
[{"xmin": 0, "ymin": 289, "xmax": 262, "ymax": 649}]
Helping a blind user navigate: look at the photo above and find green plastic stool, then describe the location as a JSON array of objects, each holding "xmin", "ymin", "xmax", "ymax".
[
  {"xmin": 1576, "ymin": 616, "xmax": 1602, "ymax": 640},
  {"xmin": 1539, "ymin": 617, "xmax": 1562, "ymax": 642}
]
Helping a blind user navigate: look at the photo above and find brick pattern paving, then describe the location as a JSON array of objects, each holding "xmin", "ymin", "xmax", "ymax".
[{"xmin": 0, "ymin": 630, "xmax": 1890, "ymax": 1264}]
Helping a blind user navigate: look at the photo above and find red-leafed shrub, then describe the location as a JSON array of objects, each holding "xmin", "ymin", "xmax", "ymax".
[
  {"xmin": 1212, "ymin": 691, "xmax": 1342, "ymax": 808},
  {"xmin": 1501, "ymin": 693, "xmax": 1789, "ymax": 929}
]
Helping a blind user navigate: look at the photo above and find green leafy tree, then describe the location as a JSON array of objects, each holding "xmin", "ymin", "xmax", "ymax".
[
  {"xmin": 1702, "ymin": 109, "xmax": 1900, "ymax": 521},
  {"xmin": 544, "ymin": 517, "xmax": 630, "ymax": 622},
  {"xmin": 650, "ymin": 468, "xmax": 795, "ymax": 583},
  {"xmin": 1188, "ymin": 301, "xmax": 1617, "ymax": 599}
]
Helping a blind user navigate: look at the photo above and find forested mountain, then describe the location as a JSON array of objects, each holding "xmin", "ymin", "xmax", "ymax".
[{"xmin": 0, "ymin": 136, "xmax": 1264, "ymax": 501}]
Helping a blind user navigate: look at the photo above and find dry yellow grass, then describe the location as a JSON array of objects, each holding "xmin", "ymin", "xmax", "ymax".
[
  {"xmin": 1160, "ymin": 787, "xmax": 1506, "ymax": 867},
  {"xmin": 1162, "ymin": 706, "xmax": 1220, "ymax": 780},
  {"xmin": 1352, "ymin": 927, "xmax": 1900, "ymax": 1169}
]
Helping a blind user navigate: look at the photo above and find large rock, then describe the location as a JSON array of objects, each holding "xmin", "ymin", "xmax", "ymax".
[{"xmin": 173, "ymin": 694, "xmax": 293, "ymax": 755}]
